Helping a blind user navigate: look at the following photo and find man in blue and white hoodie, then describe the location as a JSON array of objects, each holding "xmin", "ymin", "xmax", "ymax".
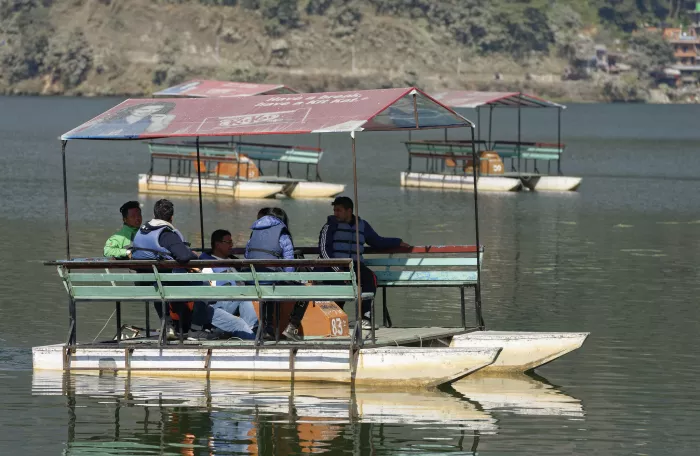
[
  {"xmin": 319, "ymin": 196, "xmax": 410, "ymax": 329},
  {"xmin": 200, "ymin": 229, "xmax": 258, "ymax": 340}
]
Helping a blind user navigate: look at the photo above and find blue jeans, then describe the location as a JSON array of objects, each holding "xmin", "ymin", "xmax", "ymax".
[{"xmin": 211, "ymin": 300, "xmax": 258, "ymax": 340}]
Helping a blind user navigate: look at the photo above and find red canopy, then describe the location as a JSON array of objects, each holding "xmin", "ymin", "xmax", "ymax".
[
  {"xmin": 430, "ymin": 91, "xmax": 565, "ymax": 109},
  {"xmin": 61, "ymin": 88, "xmax": 473, "ymax": 140},
  {"xmin": 153, "ymin": 80, "xmax": 298, "ymax": 98}
]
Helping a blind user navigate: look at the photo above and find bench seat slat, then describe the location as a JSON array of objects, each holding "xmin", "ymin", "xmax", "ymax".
[
  {"xmin": 376, "ymin": 281, "xmax": 476, "ymax": 287},
  {"xmin": 365, "ymin": 258, "xmax": 479, "ymax": 267},
  {"xmin": 70, "ymin": 285, "xmax": 357, "ymax": 301},
  {"xmin": 67, "ymin": 272, "xmax": 353, "ymax": 283},
  {"xmin": 373, "ymin": 270, "xmax": 477, "ymax": 283}
]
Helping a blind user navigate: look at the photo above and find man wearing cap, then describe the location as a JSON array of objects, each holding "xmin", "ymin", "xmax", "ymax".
[
  {"xmin": 319, "ymin": 196, "xmax": 410, "ymax": 329},
  {"xmin": 104, "ymin": 201, "xmax": 142, "ymax": 259}
]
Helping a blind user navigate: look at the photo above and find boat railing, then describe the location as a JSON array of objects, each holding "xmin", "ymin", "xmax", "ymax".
[
  {"xmin": 147, "ymin": 140, "xmax": 324, "ymax": 181},
  {"xmin": 232, "ymin": 244, "xmax": 485, "ymax": 330},
  {"xmin": 404, "ymin": 139, "xmax": 565, "ymax": 175},
  {"xmin": 491, "ymin": 141, "xmax": 564, "ymax": 174},
  {"xmin": 46, "ymin": 258, "xmax": 377, "ymax": 348}
]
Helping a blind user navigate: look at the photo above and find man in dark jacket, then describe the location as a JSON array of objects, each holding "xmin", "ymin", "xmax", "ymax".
[{"xmin": 318, "ymin": 196, "xmax": 410, "ymax": 329}]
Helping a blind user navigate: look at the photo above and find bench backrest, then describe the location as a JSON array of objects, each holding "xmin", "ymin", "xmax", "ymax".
[
  {"xmin": 492, "ymin": 141, "xmax": 564, "ymax": 160},
  {"xmin": 148, "ymin": 141, "xmax": 323, "ymax": 165},
  {"xmin": 364, "ymin": 246, "xmax": 483, "ymax": 287},
  {"xmin": 57, "ymin": 260, "xmax": 357, "ymax": 302}
]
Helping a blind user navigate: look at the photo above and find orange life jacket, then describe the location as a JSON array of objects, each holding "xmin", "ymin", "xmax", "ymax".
[{"xmin": 169, "ymin": 302, "xmax": 195, "ymax": 321}]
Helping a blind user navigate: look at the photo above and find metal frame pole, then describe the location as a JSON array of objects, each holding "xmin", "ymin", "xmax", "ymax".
[
  {"xmin": 61, "ymin": 141, "xmax": 77, "ymax": 345},
  {"xmin": 61, "ymin": 140, "xmax": 70, "ymax": 259},
  {"xmin": 557, "ymin": 107, "xmax": 563, "ymax": 175},
  {"xmin": 469, "ymin": 125, "xmax": 485, "ymax": 330},
  {"xmin": 487, "ymin": 106, "xmax": 493, "ymax": 148},
  {"xmin": 351, "ymin": 132, "xmax": 363, "ymax": 347},
  {"xmin": 517, "ymin": 93, "xmax": 522, "ymax": 173},
  {"xmin": 195, "ymin": 137, "xmax": 205, "ymax": 250},
  {"xmin": 477, "ymin": 108, "xmax": 481, "ymax": 145}
]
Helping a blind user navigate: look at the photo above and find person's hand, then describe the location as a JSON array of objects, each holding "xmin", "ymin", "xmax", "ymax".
[
  {"xmin": 192, "ymin": 250, "xmax": 201, "ymax": 257},
  {"xmin": 126, "ymin": 249, "xmax": 132, "ymax": 259},
  {"xmin": 399, "ymin": 241, "xmax": 411, "ymax": 248},
  {"xmin": 189, "ymin": 268, "xmax": 201, "ymax": 273}
]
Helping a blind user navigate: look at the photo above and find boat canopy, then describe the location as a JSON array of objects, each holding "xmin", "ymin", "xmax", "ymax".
[
  {"xmin": 431, "ymin": 91, "xmax": 565, "ymax": 109},
  {"xmin": 154, "ymin": 80, "xmax": 298, "ymax": 97},
  {"xmin": 61, "ymin": 88, "xmax": 474, "ymax": 140}
]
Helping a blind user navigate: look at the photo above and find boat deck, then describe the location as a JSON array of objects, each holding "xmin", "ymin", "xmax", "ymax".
[{"xmin": 90, "ymin": 326, "xmax": 474, "ymax": 350}]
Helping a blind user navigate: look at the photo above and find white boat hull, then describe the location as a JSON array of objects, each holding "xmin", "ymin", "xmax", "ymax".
[
  {"xmin": 285, "ymin": 181, "xmax": 346, "ymax": 198},
  {"xmin": 520, "ymin": 175, "xmax": 582, "ymax": 192},
  {"xmin": 400, "ymin": 172, "xmax": 522, "ymax": 192},
  {"xmin": 32, "ymin": 344, "xmax": 499, "ymax": 387},
  {"xmin": 451, "ymin": 331, "xmax": 589, "ymax": 373},
  {"xmin": 138, "ymin": 174, "xmax": 283, "ymax": 199}
]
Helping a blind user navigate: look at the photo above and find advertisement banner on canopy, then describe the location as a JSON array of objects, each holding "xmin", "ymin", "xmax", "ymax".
[{"xmin": 61, "ymin": 88, "xmax": 472, "ymax": 140}]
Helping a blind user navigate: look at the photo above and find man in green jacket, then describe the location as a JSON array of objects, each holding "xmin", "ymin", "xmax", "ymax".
[{"xmin": 104, "ymin": 201, "xmax": 142, "ymax": 259}]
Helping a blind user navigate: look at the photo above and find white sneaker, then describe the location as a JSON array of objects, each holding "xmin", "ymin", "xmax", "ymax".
[{"xmin": 361, "ymin": 318, "xmax": 374, "ymax": 330}]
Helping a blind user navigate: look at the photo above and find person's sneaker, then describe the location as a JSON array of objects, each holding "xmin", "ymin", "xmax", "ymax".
[
  {"xmin": 282, "ymin": 323, "xmax": 303, "ymax": 341},
  {"xmin": 187, "ymin": 329, "xmax": 227, "ymax": 341},
  {"xmin": 361, "ymin": 318, "xmax": 375, "ymax": 330},
  {"xmin": 166, "ymin": 326, "xmax": 178, "ymax": 341}
]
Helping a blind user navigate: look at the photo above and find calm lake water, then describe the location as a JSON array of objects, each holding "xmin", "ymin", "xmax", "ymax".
[{"xmin": 1, "ymin": 96, "xmax": 699, "ymax": 455}]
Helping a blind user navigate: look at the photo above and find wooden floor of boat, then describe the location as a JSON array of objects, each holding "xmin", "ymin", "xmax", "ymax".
[{"xmin": 107, "ymin": 326, "xmax": 474, "ymax": 349}]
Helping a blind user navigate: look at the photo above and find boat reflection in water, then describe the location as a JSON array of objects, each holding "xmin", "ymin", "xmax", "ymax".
[
  {"xmin": 450, "ymin": 372, "xmax": 585, "ymax": 418},
  {"xmin": 33, "ymin": 371, "xmax": 505, "ymax": 455}
]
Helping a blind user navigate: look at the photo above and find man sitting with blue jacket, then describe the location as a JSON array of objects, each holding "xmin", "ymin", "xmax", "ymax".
[{"xmin": 319, "ymin": 196, "xmax": 410, "ymax": 329}]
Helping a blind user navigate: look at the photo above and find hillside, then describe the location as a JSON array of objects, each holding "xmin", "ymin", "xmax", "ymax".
[{"xmin": 0, "ymin": 0, "xmax": 695, "ymax": 102}]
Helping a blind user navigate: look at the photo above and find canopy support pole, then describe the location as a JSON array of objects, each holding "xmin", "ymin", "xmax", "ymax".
[
  {"xmin": 487, "ymin": 106, "xmax": 493, "ymax": 148},
  {"xmin": 196, "ymin": 137, "xmax": 205, "ymax": 251},
  {"xmin": 469, "ymin": 126, "xmax": 485, "ymax": 330},
  {"xmin": 477, "ymin": 108, "xmax": 481, "ymax": 144},
  {"xmin": 61, "ymin": 140, "xmax": 70, "ymax": 259},
  {"xmin": 517, "ymin": 93, "xmax": 522, "ymax": 173},
  {"xmin": 351, "ymin": 131, "xmax": 363, "ymax": 349},
  {"xmin": 557, "ymin": 107, "xmax": 562, "ymax": 175}
]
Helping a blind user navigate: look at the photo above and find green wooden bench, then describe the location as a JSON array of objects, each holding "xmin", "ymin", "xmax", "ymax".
[
  {"xmin": 238, "ymin": 245, "xmax": 484, "ymax": 330},
  {"xmin": 492, "ymin": 141, "xmax": 564, "ymax": 173},
  {"xmin": 147, "ymin": 141, "xmax": 325, "ymax": 181},
  {"xmin": 404, "ymin": 140, "xmax": 564, "ymax": 175},
  {"xmin": 404, "ymin": 140, "xmax": 485, "ymax": 173},
  {"xmin": 364, "ymin": 245, "xmax": 483, "ymax": 328},
  {"xmin": 50, "ymin": 258, "xmax": 362, "ymax": 346}
]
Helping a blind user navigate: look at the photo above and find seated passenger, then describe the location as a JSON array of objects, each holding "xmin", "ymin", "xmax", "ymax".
[
  {"xmin": 104, "ymin": 201, "xmax": 142, "ymax": 259},
  {"xmin": 245, "ymin": 207, "xmax": 307, "ymax": 341},
  {"xmin": 319, "ymin": 196, "xmax": 410, "ymax": 329},
  {"xmin": 199, "ymin": 229, "xmax": 258, "ymax": 339},
  {"xmin": 131, "ymin": 199, "xmax": 252, "ymax": 340}
]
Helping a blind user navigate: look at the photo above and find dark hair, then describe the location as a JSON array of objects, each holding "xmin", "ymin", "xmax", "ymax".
[
  {"xmin": 269, "ymin": 207, "xmax": 289, "ymax": 228},
  {"xmin": 153, "ymin": 199, "xmax": 174, "ymax": 221},
  {"xmin": 120, "ymin": 201, "xmax": 141, "ymax": 218},
  {"xmin": 332, "ymin": 196, "xmax": 353, "ymax": 211},
  {"xmin": 257, "ymin": 207, "xmax": 271, "ymax": 219},
  {"xmin": 210, "ymin": 229, "xmax": 231, "ymax": 251}
]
